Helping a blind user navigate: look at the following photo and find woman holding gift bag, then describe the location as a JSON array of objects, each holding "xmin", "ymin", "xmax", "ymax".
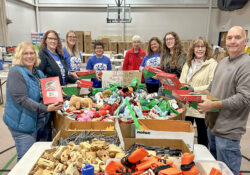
[
  {"xmin": 63, "ymin": 30, "xmax": 82, "ymax": 80},
  {"xmin": 140, "ymin": 37, "xmax": 162, "ymax": 93},
  {"xmin": 3, "ymin": 42, "xmax": 63, "ymax": 161},
  {"xmin": 179, "ymin": 37, "xmax": 217, "ymax": 147}
]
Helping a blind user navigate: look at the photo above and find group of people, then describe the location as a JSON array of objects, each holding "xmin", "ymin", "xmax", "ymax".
[{"xmin": 3, "ymin": 26, "xmax": 250, "ymax": 175}]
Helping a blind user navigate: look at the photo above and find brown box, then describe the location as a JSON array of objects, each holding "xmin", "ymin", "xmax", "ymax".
[
  {"xmin": 141, "ymin": 42, "xmax": 149, "ymax": 53},
  {"xmin": 109, "ymin": 42, "xmax": 118, "ymax": 53},
  {"xmin": 83, "ymin": 31, "xmax": 91, "ymax": 41},
  {"xmin": 83, "ymin": 31, "xmax": 92, "ymax": 53},
  {"xmin": 53, "ymin": 113, "xmax": 74, "ymax": 131},
  {"xmin": 66, "ymin": 121, "xmax": 114, "ymax": 131},
  {"xmin": 74, "ymin": 31, "xmax": 84, "ymax": 52},
  {"xmin": 181, "ymin": 40, "xmax": 192, "ymax": 54},
  {"xmin": 51, "ymin": 130, "xmax": 116, "ymax": 146},
  {"xmin": 101, "ymin": 38, "xmax": 110, "ymax": 51},
  {"xmin": 123, "ymin": 138, "xmax": 190, "ymax": 153},
  {"xmin": 118, "ymin": 41, "xmax": 126, "ymax": 54},
  {"xmin": 125, "ymin": 42, "xmax": 133, "ymax": 50}
]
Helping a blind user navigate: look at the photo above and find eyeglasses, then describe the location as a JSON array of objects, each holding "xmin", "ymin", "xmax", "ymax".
[
  {"xmin": 23, "ymin": 52, "xmax": 36, "ymax": 56},
  {"xmin": 166, "ymin": 37, "xmax": 175, "ymax": 41},
  {"xmin": 68, "ymin": 36, "xmax": 77, "ymax": 39},
  {"xmin": 47, "ymin": 37, "xmax": 58, "ymax": 41},
  {"xmin": 195, "ymin": 45, "xmax": 206, "ymax": 49}
]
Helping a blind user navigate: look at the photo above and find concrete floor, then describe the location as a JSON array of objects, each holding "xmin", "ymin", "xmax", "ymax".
[{"xmin": 0, "ymin": 77, "xmax": 250, "ymax": 175}]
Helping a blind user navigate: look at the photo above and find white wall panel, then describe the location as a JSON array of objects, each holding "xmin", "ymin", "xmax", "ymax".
[
  {"xmin": 6, "ymin": 0, "xmax": 36, "ymax": 45},
  {"xmin": 39, "ymin": 7, "xmax": 216, "ymax": 43}
]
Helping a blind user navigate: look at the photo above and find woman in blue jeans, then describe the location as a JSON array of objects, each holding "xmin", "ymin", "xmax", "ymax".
[{"xmin": 3, "ymin": 42, "xmax": 63, "ymax": 161}]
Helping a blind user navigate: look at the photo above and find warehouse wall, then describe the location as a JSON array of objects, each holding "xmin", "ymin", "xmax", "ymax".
[
  {"xmin": 4, "ymin": 0, "xmax": 250, "ymax": 46},
  {"xmin": 6, "ymin": 0, "xmax": 36, "ymax": 46},
  {"xmin": 39, "ymin": 7, "xmax": 218, "ymax": 43},
  {"xmin": 215, "ymin": 1, "xmax": 250, "ymax": 45}
]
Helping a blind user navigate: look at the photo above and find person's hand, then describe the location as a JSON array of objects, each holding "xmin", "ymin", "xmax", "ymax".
[
  {"xmin": 197, "ymin": 99, "xmax": 213, "ymax": 113},
  {"xmin": 96, "ymin": 74, "xmax": 101, "ymax": 81},
  {"xmin": 47, "ymin": 102, "xmax": 63, "ymax": 112},
  {"xmin": 152, "ymin": 75, "xmax": 158, "ymax": 80},
  {"xmin": 70, "ymin": 72, "xmax": 79, "ymax": 80}
]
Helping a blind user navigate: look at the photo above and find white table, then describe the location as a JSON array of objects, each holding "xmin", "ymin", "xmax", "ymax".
[{"xmin": 9, "ymin": 143, "xmax": 215, "ymax": 175}]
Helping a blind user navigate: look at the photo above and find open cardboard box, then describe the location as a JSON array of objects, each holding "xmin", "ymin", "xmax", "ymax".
[
  {"xmin": 123, "ymin": 138, "xmax": 190, "ymax": 153},
  {"xmin": 136, "ymin": 119, "xmax": 194, "ymax": 151},
  {"xmin": 53, "ymin": 112, "xmax": 74, "ymax": 131},
  {"xmin": 66, "ymin": 121, "xmax": 114, "ymax": 131},
  {"xmin": 51, "ymin": 130, "xmax": 116, "ymax": 147}
]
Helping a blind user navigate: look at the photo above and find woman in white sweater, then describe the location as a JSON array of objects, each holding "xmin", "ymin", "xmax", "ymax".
[{"xmin": 179, "ymin": 37, "xmax": 217, "ymax": 147}]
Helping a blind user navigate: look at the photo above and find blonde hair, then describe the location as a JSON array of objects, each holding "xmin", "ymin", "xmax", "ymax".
[
  {"xmin": 65, "ymin": 30, "xmax": 80, "ymax": 58},
  {"xmin": 12, "ymin": 42, "xmax": 41, "ymax": 67}
]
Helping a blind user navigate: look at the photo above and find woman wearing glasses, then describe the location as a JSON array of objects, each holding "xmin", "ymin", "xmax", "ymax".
[
  {"xmin": 38, "ymin": 30, "xmax": 76, "ymax": 85},
  {"xmin": 179, "ymin": 37, "xmax": 218, "ymax": 147},
  {"xmin": 3, "ymin": 42, "xmax": 63, "ymax": 161},
  {"xmin": 160, "ymin": 31, "xmax": 186, "ymax": 78},
  {"xmin": 63, "ymin": 31, "xmax": 82, "ymax": 80}
]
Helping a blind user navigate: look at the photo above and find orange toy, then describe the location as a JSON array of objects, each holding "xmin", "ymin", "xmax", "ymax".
[
  {"xmin": 181, "ymin": 153, "xmax": 199, "ymax": 175},
  {"xmin": 209, "ymin": 168, "xmax": 222, "ymax": 175}
]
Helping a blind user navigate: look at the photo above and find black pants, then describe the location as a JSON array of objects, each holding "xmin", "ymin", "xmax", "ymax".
[
  {"xmin": 185, "ymin": 116, "xmax": 208, "ymax": 148},
  {"xmin": 146, "ymin": 83, "xmax": 160, "ymax": 93}
]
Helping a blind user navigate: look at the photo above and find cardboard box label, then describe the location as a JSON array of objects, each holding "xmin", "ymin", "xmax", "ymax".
[{"xmin": 102, "ymin": 71, "xmax": 142, "ymax": 88}]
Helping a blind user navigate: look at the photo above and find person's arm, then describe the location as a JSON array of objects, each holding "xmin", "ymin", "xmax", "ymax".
[
  {"xmin": 139, "ymin": 56, "xmax": 146, "ymax": 71},
  {"xmin": 179, "ymin": 62, "xmax": 188, "ymax": 84},
  {"xmin": 8, "ymin": 69, "xmax": 48, "ymax": 113},
  {"xmin": 107, "ymin": 59, "xmax": 112, "ymax": 70},
  {"xmin": 86, "ymin": 58, "xmax": 93, "ymax": 70},
  {"xmin": 122, "ymin": 52, "xmax": 129, "ymax": 70}
]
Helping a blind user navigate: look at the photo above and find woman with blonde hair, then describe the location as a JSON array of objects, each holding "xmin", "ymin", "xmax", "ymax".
[
  {"xmin": 140, "ymin": 37, "xmax": 162, "ymax": 93},
  {"xmin": 63, "ymin": 30, "xmax": 82, "ymax": 80},
  {"xmin": 3, "ymin": 42, "xmax": 63, "ymax": 161},
  {"xmin": 179, "ymin": 37, "xmax": 218, "ymax": 147},
  {"xmin": 39, "ymin": 30, "xmax": 76, "ymax": 85}
]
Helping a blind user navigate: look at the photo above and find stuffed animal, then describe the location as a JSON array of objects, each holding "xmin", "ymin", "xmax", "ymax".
[
  {"xmin": 69, "ymin": 95, "xmax": 93, "ymax": 111},
  {"xmin": 102, "ymin": 89, "xmax": 112, "ymax": 98}
]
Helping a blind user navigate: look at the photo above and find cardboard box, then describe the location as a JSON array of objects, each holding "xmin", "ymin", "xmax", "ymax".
[
  {"xmin": 117, "ymin": 42, "xmax": 126, "ymax": 54},
  {"xmin": 75, "ymin": 31, "xmax": 84, "ymax": 52},
  {"xmin": 124, "ymin": 138, "xmax": 190, "ymax": 153},
  {"xmin": 52, "ymin": 130, "xmax": 116, "ymax": 146},
  {"xmin": 66, "ymin": 121, "xmax": 114, "ymax": 131},
  {"xmin": 125, "ymin": 42, "xmax": 133, "ymax": 50},
  {"xmin": 135, "ymin": 119, "xmax": 194, "ymax": 151},
  {"xmin": 83, "ymin": 31, "xmax": 91, "ymax": 41},
  {"xmin": 109, "ymin": 41, "xmax": 118, "ymax": 53},
  {"xmin": 40, "ymin": 77, "xmax": 63, "ymax": 105},
  {"xmin": 101, "ymin": 38, "xmax": 110, "ymax": 51},
  {"xmin": 141, "ymin": 42, "xmax": 149, "ymax": 53},
  {"xmin": 53, "ymin": 112, "xmax": 74, "ymax": 131}
]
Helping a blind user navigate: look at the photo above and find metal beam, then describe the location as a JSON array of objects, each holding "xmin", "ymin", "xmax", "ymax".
[
  {"xmin": 0, "ymin": 0, "xmax": 9, "ymax": 46},
  {"xmin": 16, "ymin": 0, "xmax": 36, "ymax": 7}
]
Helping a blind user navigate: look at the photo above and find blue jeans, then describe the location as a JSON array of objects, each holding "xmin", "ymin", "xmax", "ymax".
[
  {"xmin": 36, "ymin": 112, "xmax": 52, "ymax": 141},
  {"xmin": 207, "ymin": 128, "xmax": 241, "ymax": 175},
  {"xmin": 8, "ymin": 127, "xmax": 36, "ymax": 162}
]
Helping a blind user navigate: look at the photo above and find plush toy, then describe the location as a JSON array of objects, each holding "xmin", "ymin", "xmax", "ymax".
[
  {"xmin": 69, "ymin": 95, "xmax": 93, "ymax": 111},
  {"xmin": 102, "ymin": 89, "xmax": 112, "ymax": 98}
]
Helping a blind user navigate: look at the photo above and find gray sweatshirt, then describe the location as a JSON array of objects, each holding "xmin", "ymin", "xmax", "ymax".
[{"xmin": 206, "ymin": 53, "xmax": 250, "ymax": 140}]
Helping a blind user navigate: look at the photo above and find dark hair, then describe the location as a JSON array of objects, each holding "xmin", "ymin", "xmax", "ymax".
[
  {"xmin": 94, "ymin": 40, "xmax": 104, "ymax": 50},
  {"xmin": 40, "ymin": 30, "xmax": 63, "ymax": 56},
  {"xmin": 161, "ymin": 31, "xmax": 184, "ymax": 69},
  {"xmin": 187, "ymin": 37, "xmax": 212, "ymax": 67},
  {"xmin": 147, "ymin": 37, "xmax": 162, "ymax": 57}
]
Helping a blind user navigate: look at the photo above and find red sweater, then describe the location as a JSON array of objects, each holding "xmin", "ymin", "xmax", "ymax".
[{"xmin": 123, "ymin": 48, "xmax": 146, "ymax": 71}]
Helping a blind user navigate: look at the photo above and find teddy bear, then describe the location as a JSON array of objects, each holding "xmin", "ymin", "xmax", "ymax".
[{"xmin": 69, "ymin": 95, "xmax": 93, "ymax": 111}]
